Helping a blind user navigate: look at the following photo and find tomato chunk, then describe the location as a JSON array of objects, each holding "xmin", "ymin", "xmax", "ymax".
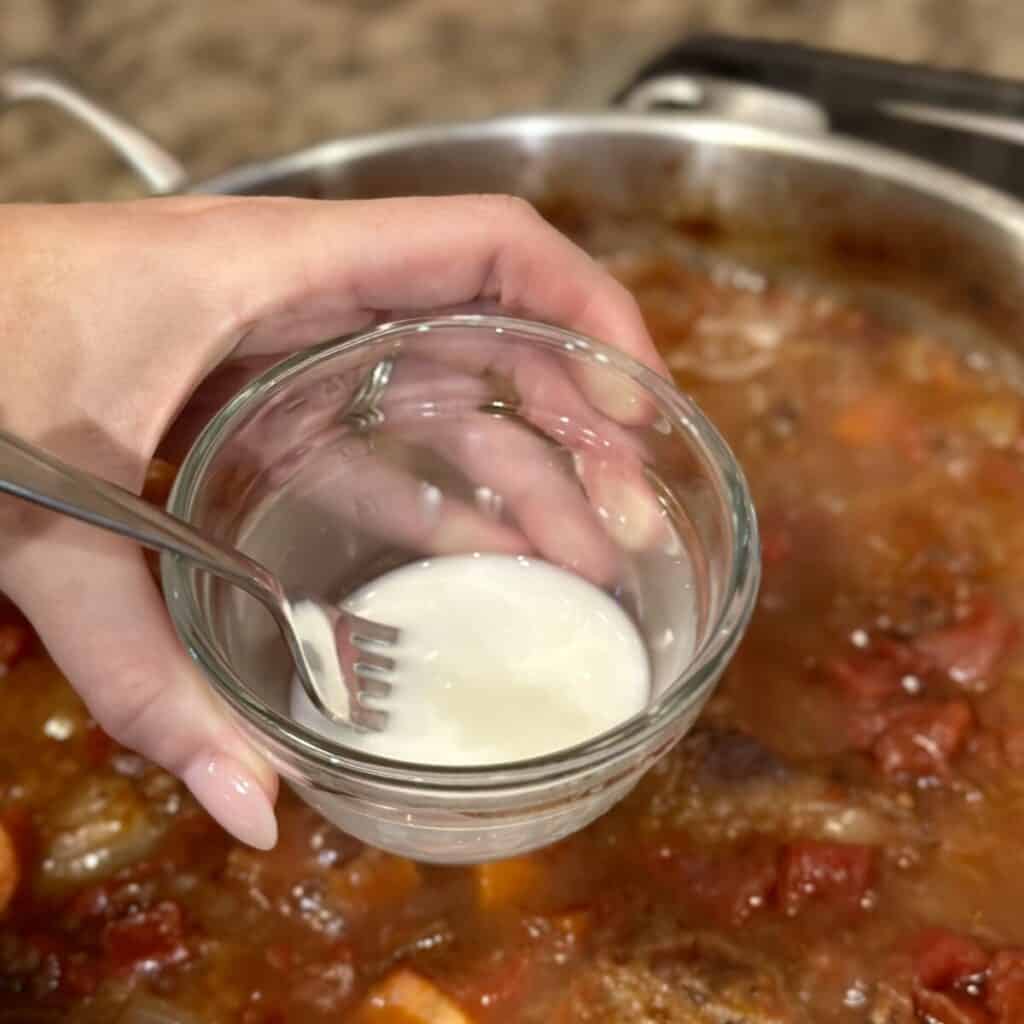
[
  {"xmin": 650, "ymin": 838, "xmax": 778, "ymax": 925},
  {"xmin": 913, "ymin": 595, "xmax": 1017, "ymax": 687},
  {"xmin": 102, "ymin": 900, "xmax": 189, "ymax": 974},
  {"xmin": 988, "ymin": 950, "xmax": 1024, "ymax": 1022},
  {"xmin": 777, "ymin": 841, "xmax": 874, "ymax": 916},
  {"xmin": 823, "ymin": 640, "xmax": 917, "ymax": 704},
  {"xmin": 873, "ymin": 700, "xmax": 973, "ymax": 779},
  {"xmin": 912, "ymin": 928, "xmax": 990, "ymax": 990}
]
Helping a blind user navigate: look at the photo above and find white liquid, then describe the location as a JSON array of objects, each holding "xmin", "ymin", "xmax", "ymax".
[{"xmin": 290, "ymin": 554, "xmax": 650, "ymax": 765}]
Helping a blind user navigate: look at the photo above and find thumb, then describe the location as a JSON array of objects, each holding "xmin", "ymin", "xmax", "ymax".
[{"xmin": 5, "ymin": 523, "xmax": 278, "ymax": 850}]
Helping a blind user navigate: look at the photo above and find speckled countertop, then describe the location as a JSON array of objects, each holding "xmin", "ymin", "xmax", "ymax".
[{"xmin": 1, "ymin": 0, "xmax": 1022, "ymax": 202}]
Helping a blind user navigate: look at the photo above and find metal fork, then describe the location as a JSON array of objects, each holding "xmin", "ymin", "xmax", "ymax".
[{"xmin": 0, "ymin": 429, "xmax": 398, "ymax": 731}]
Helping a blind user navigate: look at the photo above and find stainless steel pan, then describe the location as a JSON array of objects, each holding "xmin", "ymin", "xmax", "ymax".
[{"xmin": 4, "ymin": 62, "xmax": 1024, "ymax": 351}]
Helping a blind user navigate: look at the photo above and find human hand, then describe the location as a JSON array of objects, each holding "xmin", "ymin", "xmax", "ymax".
[{"xmin": 0, "ymin": 194, "xmax": 666, "ymax": 850}]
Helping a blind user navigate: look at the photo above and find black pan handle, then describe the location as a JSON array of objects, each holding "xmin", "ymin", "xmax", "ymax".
[{"xmin": 619, "ymin": 35, "xmax": 1024, "ymax": 200}]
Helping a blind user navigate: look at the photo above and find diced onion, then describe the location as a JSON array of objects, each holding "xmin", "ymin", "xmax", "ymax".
[
  {"xmin": 669, "ymin": 348, "xmax": 777, "ymax": 381},
  {"xmin": 666, "ymin": 312, "xmax": 794, "ymax": 381},
  {"xmin": 37, "ymin": 775, "xmax": 164, "ymax": 891}
]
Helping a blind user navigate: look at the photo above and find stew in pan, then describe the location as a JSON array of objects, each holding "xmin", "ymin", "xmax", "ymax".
[{"xmin": 3, "ymin": 209, "xmax": 1024, "ymax": 1022}]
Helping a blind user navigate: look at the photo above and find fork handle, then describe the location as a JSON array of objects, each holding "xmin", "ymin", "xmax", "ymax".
[{"xmin": 0, "ymin": 429, "xmax": 273, "ymax": 603}]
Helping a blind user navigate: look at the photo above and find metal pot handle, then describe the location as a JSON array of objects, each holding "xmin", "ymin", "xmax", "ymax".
[
  {"xmin": 617, "ymin": 71, "xmax": 828, "ymax": 135},
  {"xmin": 618, "ymin": 35, "xmax": 1024, "ymax": 200},
  {"xmin": 0, "ymin": 63, "xmax": 189, "ymax": 195}
]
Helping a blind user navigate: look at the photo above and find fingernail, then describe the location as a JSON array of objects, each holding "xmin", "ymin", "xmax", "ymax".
[
  {"xmin": 580, "ymin": 364, "xmax": 655, "ymax": 425},
  {"xmin": 185, "ymin": 753, "xmax": 278, "ymax": 850},
  {"xmin": 595, "ymin": 475, "xmax": 664, "ymax": 551},
  {"xmin": 431, "ymin": 508, "xmax": 529, "ymax": 555}
]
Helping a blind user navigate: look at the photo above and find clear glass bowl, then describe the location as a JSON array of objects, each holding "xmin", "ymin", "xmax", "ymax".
[{"xmin": 163, "ymin": 315, "xmax": 759, "ymax": 863}]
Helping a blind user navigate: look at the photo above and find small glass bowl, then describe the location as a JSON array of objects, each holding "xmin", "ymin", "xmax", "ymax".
[{"xmin": 163, "ymin": 315, "xmax": 759, "ymax": 863}]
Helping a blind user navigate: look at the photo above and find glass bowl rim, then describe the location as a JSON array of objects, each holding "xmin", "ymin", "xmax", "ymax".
[{"xmin": 162, "ymin": 314, "xmax": 760, "ymax": 792}]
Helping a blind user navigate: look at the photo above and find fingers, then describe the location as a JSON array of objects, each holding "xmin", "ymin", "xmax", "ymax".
[
  {"xmin": 189, "ymin": 195, "xmax": 666, "ymax": 419},
  {"xmin": 182, "ymin": 351, "xmax": 663, "ymax": 583},
  {"xmin": 404, "ymin": 414, "xmax": 667, "ymax": 581},
  {"xmin": 3, "ymin": 525, "xmax": 278, "ymax": 850},
  {"xmin": 253, "ymin": 354, "xmax": 645, "ymax": 582},
  {"xmin": 389, "ymin": 332, "xmax": 657, "ymax": 455},
  {"xmin": 408, "ymin": 414, "xmax": 624, "ymax": 585},
  {"xmin": 382, "ymin": 354, "xmax": 664, "ymax": 571},
  {"xmin": 158, "ymin": 355, "xmax": 286, "ymax": 464},
  {"xmin": 280, "ymin": 442, "xmax": 533, "ymax": 559},
  {"xmin": 573, "ymin": 450, "xmax": 667, "ymax": 553}
]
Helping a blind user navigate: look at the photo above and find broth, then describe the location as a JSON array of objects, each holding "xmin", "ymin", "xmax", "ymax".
[{"xmin": 4, "ymin": 212, "xmax": 1024, "ymax": 1022}]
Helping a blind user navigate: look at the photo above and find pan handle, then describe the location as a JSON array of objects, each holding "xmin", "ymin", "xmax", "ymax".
[
  {"xmin": 619, "ymin": 35, "xmax": 1024, "ymax": 199},
  {"xmin": 1, "ymin": 63, "xmax": 189, "ymax": 195},
  {"xmin": 617, "ymin": 72, "xmax": 828, "ymax": 135}
]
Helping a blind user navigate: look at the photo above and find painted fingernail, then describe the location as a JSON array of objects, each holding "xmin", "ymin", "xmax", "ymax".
[
  {"xmin": 185, "ymin": 752, "xmax": 278, "ymax": 850},
  {"xmin": 580, "ymin": 364, "xmax": 655, "ymax": 425},
  {"xmin": 431, "ymin": 508, "xmax": 530, "ymax": 555},
  {"xmin": 595, "ymin": 476, "xmax": 665, "ymax": 551}
]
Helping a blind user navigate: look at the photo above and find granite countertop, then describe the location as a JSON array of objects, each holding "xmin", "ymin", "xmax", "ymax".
[{"xmin": 2, "ymin": 0, "xmax": 1022, "ymax": 203}]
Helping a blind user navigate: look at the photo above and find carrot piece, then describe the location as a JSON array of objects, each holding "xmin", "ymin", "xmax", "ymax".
[
  {"xmin": 474, "ymin": 856, "xmax": 546, "ymax": 912},
  {"xmin": 832, "ymin": 394, "xmax": 905, "ymax": 446},
  {"xmin": 352, "ymin": 968, "xmax": 472, "ymax": 1024},
  {"xmin": 0, "ymin": 821, "xmax": 20, "ymax": 915}
]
